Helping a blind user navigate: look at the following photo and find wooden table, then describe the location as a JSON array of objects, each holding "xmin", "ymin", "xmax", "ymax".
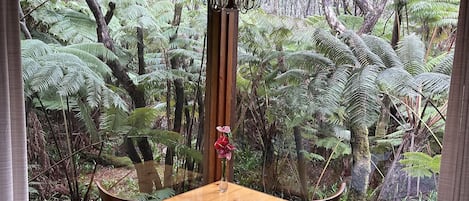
[{"xmin": 164, "ymin": 181, "xmax": 286, "ymax": 201}]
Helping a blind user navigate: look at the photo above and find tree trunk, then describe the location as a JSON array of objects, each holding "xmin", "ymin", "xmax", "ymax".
[
  {"xmin": 354, "ymin": 0, "xmax": 388, "ymax": 34},
  {"xmin": 18, "ymin": 1, "xmax": 32, "ymax": 39},
  {"xmin": 391, "ymin": 0, "xmax": 404, "ymax": 48},
  {"xmin": 322, "ymin": 0, "xmax": 347, "ymax": 33},
  {"xmin": 86, "ymin": 0, "xmax": 145, "ymax": 107},
  {"xmin": 86, "ymin": 0, "xmax": 160, "ymax": 193},
  {"xmin": 294, "ymin": 126, "xmax": 308, "ymax": 200},
  {"xmin": 163, "ymin": 2, "xmax": 184, "ymax": 187},
  {"xmin": 375, "ymin": 94, "xmax": 390, "ymax": 138},
  {"xmin": 348, "ymin": 124, "xmax": 371, "ymax": 201},
  {"xmin": 195, "ymin": 85, "xmax": 204, "ymax": 157}
]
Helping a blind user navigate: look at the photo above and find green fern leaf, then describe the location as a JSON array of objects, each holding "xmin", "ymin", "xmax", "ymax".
[
  {"xmin": 127, "ymin": 108, "xmax": 159, "ymax": 129},
  {"xmin": 344, "ymin": 65, "xmax": 381, "ymax": 127},
  {"xmin": 397, "ymin": 34, "xmax": 426, "ymax": 75},
  {"xmin": 362, "ymin": 35, "xmax": 403, "ymax": 69},
  {"xmin": 312, "ymin": 29, "xmax": 357, "ymax": 66}
]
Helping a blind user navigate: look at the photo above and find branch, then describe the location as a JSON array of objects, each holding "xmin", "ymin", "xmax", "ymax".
[
  {"xmin": 18, "ymin": 1, "xmax": 32, "ymax": 39},
  {"xmin": 355, "ymin": 0, "xmax": 388, "ymax": 34},
  {"xmin": 322, "ymin": 0, "xmax": 347, "ymax": 34},
  {"xmin": 86, "ymin": 0, "xmax": 145, "ymax": 107},
  {"xmin": 20, "ymin": 0, "xmax": 50, "ymax": 21},
  {"xmin": 104, "ymin": 2, "xmax": 116, "ymax": 25}
]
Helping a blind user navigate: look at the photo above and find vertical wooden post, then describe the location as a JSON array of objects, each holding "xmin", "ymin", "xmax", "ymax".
[
  {"xmin": 204, "ymin": 8, "xmax": 239, "ymax": 184},
  {"xmin": 438, "ymin": 1, "xmax": 469, "ymax": 200}
]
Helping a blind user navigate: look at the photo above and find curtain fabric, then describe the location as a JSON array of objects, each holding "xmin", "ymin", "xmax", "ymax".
[
  {"xmin": 438, "ymin": 1, "xmax": 469, "ymax": 200},
  {"xmin": 0, "ymin": 0, "xmax": 29, "ymax": 200}
]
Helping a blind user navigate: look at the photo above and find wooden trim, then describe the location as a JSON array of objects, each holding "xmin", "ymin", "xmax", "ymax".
[
  {"xmin": 438, "ymin": 1, "xmax": 469, "ymax": 200},
  {"xmin": 204, "ymin": 7, "xmax": 239, "ymax": 184}
]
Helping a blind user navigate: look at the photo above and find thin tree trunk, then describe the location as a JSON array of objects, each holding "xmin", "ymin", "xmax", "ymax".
[
  {"xmin": 195, "ymin": 85, "xmax": 204, "ymax": 158},
  {"xmin": 322, "ymin": 0, "xmax": 347, "ymax": 33},
  {"xmin": 18, "ymin": 2, "xmax": 32, "ymax": 39},
  {"xmin": 164, "ymin": 2, "xmax": 184, "ymax": 187},
  {"xmin": 294, "ymin": 126, "xmax": 308, "ymax": 200},
  {"xmin": 86, "ymin": 0, "xmax": 159, "ymax": 193},
  {"xmin": 354, "ymin": 0, "xmax": 388, "ymax": 34},
  {"xmin": 375, "ymin": 94, "xmax": 390, "ymax": 138},
  {"xmin": 391, "ymin": 0, "xmax": 404, "ymax": 48},
  {"xmin": 262, "ymin": 126, "xmax": 276, "ymax": 193}
]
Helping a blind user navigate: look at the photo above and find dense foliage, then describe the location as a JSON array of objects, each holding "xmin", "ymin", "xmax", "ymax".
[{"xmin": 21, "ymin": 0, "xmax": 458, "ymax": 200}]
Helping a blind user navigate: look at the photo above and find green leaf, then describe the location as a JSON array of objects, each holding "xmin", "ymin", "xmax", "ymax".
[{"xmin": 400, "ymin": 152, "xmax": 441, "ymax": 178}]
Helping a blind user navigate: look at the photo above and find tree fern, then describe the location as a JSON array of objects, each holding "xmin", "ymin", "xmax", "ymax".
[
  {"xmin": 407, "ymin": 0, "xmax": 459, "ymax": 27},
  {"xmin": 22, "ymin": 39, "xmax": 126, "ymax": 110}
]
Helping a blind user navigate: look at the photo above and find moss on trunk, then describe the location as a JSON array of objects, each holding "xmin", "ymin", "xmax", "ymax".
[{"xmin": 348, "ymin": 124, "xmax": 371, "ymax": 201}]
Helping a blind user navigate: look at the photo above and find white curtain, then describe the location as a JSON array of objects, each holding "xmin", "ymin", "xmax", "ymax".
[{"xmin": 0, "ymin": 0, "xmax": 29, "ymax": 200}]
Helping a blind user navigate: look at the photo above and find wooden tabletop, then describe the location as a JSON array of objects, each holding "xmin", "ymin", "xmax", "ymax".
[{"xmin": 164, "ymin": 181, "xmax": 286, "ymax": 201}]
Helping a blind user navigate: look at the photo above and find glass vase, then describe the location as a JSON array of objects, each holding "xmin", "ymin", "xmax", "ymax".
[
  {"xmin": 219, "ymin": 159, "xmax": 228, "ymax": 192},
  {"xmin": 219, "ymin": 176, "xmax": 228, "ymax": 192}
]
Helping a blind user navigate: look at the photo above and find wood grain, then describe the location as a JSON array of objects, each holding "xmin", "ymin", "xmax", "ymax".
[{"xmin": 164, "ymin": 181, "xmax": 286, "ymax": 201}]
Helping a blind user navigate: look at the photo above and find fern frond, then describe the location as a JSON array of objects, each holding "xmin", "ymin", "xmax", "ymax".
[
  {"xmin": 312, "ymin": 29, "xmax": 357, "ymax": 66},
  {"xmin": 432, "ymin": 52, "xmax": 454, "ymax": 75},
  {"xmin": 21, "ymin": 39, "xmax": 54, "ymax": 58},
  {"xmin": 168, "ymin": 48, "xmax": 202, "ymax": 60},
  {"xmin": 49, "ymin": 9, "xmax": 97, "ymax": 43},
  {"xmin": 66, "ymin": 43, "xmax": 119, "ymax": 63},
  {"xmin": 377, "ymin": 67, "xmax": 417, "ymax": 96},
  {"xmin": 102, "ymin": 87, "xmax": 129, "ymax": 112},
  {"xmin": 285, "ymin": 51, "xmax": 334, "ymax": 72},
  {"xmin": 118, "ymin": 5, "xmax": 157, "ymax": 29},
  {"xmin": 414, "ymin": 72, "xmax": 450, "ymax": 97},
  {"xmin": 30, "ymin": 61, "xmax": 64, "ymax": 93},
  {"xmin": 274, "ymin": 69, "xmax": 307, "ymax": 85},
  {"xmin": 84, "ymin": 76, "xmax": 104, "ymax": 108},
  {"xmin": 344, "ymin": 65, "xmax": 381, "ymax": 127},
  {"xmin": 143, "ymin": 129, "xmax": 184, "ymax": 147},
  {"xmin": 319, "ymin": 65, "xmax": 351, "ymax": 114},
  {"xmin": 397, "ymin": 34, "xmax": 426, "ymax": 75},
  {"xmin": 362, "ymin": 35, "xmax": 403, "ymax": 69},
  {"xmin": 57, "ymin": 68, "xmax": 85, "ymax": 96},
  {"xmin": 341, "ymin": 31, "xmax": 384, "ymax": 67},
  {"xmin": 127, "ymin": 108, "xmax": 159, "ymax": 129},
  {"xmin": 56, "ymin": 46, "xmax": 112, "ymax": 76},
  {"xmin": 400, "ymin": 152, "xmax": 441, "ymax": 178},
  {"xmin": 100, "ymin": 107, "xmax": 129, "ymax": 134},
  {"xmin": 76, "ymin": 99, "xmax": 99, "ymax": 141}
]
